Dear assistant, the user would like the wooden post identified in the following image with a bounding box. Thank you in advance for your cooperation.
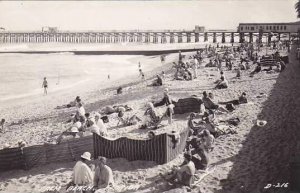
[231,32,234,43]
[222,32,225,43]
[213,33,216,43]
[178,33,183,43]
[249,32,253,43]
[195,33,199,42]
[187,33,191,43]
[170,33,174,43]
[239,32,244,43]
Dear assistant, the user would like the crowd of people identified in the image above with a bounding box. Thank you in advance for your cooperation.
[0,39,287,191]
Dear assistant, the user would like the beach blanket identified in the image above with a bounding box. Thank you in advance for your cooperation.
[173,97,203,114]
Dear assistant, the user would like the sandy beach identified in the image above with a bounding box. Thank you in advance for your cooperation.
[0,43,299,193]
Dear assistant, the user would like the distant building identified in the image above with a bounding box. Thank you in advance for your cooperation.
[194,25,205,33]
[238,22,300,33]
[42,27,58,33]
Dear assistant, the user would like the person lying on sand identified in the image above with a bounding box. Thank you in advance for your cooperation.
[55,96,82,109]
[100,105,132,115]
[219,92,248,106]
[215,76,228,89]
[117,110,142,127]
[93,156,114,190]
[160,153,195,187]
[202,91,228,113]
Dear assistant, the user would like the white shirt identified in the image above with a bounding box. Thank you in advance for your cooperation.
[96,119,107,134]
[78,106,86,117]
[73,161,93,185]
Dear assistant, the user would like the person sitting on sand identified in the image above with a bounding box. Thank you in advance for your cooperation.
[0,119,5,133]
[160,153,195,187]
[87,118,107,137]
[154,89,174,107]
[93,156,114,190]
[76,102,86,118]
[215,76,228,89]
[202,91,228,113]
[151,75,163,86]
[214,71,225,84]
[235,67,241,78]
[219,92,248,106]
[94,113,107,132]
[70,152,93,188]
[198,129,215,152]
[140,102,164,130]
[188,113,206,136]
[250,62,261,76]
[56,126,80,144]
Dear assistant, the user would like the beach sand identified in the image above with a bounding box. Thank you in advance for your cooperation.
[0,44,299,193]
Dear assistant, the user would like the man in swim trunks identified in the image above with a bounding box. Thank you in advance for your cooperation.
[42,77,48,95]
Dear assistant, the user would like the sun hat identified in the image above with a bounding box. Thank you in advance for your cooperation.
[118,107,126,112]
[81,152,91,161]
[70,127,79,133]
[257,120,267,127]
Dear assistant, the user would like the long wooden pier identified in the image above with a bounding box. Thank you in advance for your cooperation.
[0,30,295,44]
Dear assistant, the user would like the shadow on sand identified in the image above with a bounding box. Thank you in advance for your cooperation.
[216,48,300,193]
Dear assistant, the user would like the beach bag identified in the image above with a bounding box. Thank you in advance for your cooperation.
[226,103,235,112]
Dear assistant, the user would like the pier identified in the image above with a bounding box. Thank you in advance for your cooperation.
[0,30,295,44]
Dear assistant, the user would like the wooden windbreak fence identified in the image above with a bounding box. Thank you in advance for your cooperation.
[0,128,189,172]
[93,128,189,164]
[0,135,93,172]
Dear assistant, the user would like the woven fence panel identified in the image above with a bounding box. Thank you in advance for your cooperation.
[0,147,25,171]
[23,145,47,169]
[174,98,202,114]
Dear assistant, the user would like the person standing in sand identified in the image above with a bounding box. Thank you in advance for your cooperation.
[42,77,48,95]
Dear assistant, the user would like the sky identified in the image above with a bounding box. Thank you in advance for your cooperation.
[0,0,298,31]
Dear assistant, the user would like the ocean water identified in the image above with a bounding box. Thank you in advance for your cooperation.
[0,53,156,101]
